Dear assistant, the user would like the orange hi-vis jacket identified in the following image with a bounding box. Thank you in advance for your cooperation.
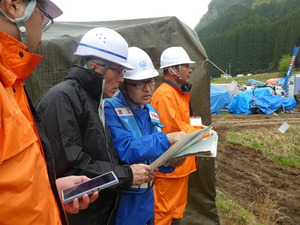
[151,82,209,178]
[0,31,62,225]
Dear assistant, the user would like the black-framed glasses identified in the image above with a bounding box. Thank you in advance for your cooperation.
[125,79,156,90]
[95,63,125,75]
[109,66,125,75]
[36,4,54,32]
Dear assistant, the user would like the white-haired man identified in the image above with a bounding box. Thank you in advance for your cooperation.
[35,29,156,225]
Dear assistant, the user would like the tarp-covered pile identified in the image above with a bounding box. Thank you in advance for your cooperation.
[210,86,234,115]
[228,88,297,114]
[211,80,240,96]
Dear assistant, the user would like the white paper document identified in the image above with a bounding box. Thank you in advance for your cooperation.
[150,125,218,168]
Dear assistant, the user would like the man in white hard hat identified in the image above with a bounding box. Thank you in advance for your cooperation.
[104,47,185,225]
[0,1,98,225]
[35,28,157,225]
[151,46,211,225]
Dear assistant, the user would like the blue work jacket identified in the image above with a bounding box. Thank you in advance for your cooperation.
[105,91,174,225]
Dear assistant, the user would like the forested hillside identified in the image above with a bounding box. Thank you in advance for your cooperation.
[195,0,300,77]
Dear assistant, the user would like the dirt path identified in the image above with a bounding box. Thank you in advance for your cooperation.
[212,113,300,224]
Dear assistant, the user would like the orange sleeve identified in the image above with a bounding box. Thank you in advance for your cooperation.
[151,83,203,134]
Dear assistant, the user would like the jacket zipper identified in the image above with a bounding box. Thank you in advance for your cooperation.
[107,191,119,225]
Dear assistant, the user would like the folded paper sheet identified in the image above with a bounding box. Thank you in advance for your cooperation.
[150,125,218,168]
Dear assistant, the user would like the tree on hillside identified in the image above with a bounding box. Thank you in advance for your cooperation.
[196,0,300,77]
[278,54,292,74]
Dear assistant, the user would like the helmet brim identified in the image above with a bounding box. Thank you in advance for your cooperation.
[74,43,134,70]
[119,62,135,70]
[44,0,63,19]
[160,60,195,69]
[124,70,159,80]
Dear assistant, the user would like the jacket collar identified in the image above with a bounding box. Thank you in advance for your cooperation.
[163,78,180,91]
[0,31,42,87]
[65,65,104,101]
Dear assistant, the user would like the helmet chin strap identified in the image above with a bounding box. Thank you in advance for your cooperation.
[97,61,111,99]
[100,61,112,78]
[169,67,183,82]
[0,0,36,47]
[169,66,192,93]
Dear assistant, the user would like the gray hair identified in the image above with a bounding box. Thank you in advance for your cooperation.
[83,57,107,70]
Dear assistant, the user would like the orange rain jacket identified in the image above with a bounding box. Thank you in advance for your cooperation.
[0,31,63,225]
[151,82,208,178]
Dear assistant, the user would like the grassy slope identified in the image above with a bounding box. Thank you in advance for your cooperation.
[212,72,299,224]
[210,72,284,85]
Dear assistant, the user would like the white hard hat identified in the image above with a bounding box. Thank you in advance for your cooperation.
[160,46,195,69]
[124,47,158,80]
[74,27,134,70]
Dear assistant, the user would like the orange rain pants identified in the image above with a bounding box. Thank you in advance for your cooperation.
[151,82,209,225]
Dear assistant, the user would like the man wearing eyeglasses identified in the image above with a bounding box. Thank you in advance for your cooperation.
[104,47,185,225]
[35,29,157,225]
[0,1,99,225]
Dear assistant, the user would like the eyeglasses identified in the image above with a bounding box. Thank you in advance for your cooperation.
[181,64,192,69]
[125,79,156,90]
[95,63,125,75]
[36,5,54,32]
[109,66,125,75]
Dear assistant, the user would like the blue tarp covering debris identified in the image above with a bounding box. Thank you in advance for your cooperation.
[228,88,297,114]
[210,86,234,115]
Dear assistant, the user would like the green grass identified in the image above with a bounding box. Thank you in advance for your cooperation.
[216,190,261,225]
[211,72,284,85]
[226,126,300,167]
[217,187,289,225]
[273,154,300,167]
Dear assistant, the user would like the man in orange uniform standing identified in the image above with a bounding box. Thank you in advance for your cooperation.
[0,1,97,224]
[151,46,209,225]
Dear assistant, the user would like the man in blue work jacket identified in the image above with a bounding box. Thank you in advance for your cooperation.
[105,47,185,225]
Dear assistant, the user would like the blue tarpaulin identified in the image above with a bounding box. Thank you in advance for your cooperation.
[277,77,285,84]
[210,86,234,115]
[228,88,297,114]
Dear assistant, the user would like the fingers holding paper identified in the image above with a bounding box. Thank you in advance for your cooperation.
[166,131,186,145]
[130,164,158,185]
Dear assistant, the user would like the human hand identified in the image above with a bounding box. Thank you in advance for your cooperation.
[130,164,157,185]
[166,131,186,145]
[56,176,99,214]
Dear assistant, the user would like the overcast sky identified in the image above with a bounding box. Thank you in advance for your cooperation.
[51,0,211,29]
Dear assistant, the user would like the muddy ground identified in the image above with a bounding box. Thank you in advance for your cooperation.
[212,113,300,224]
